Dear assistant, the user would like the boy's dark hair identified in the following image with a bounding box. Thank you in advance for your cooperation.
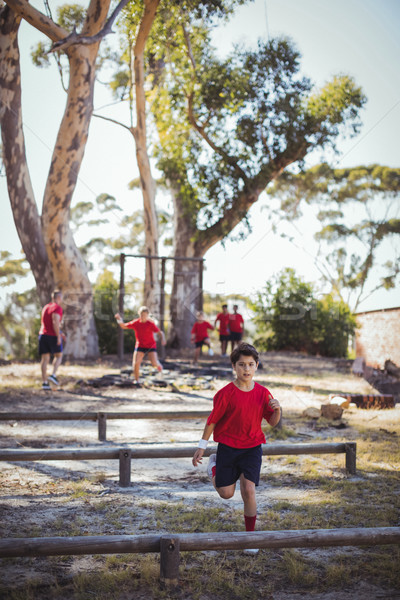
[230,342,259,365]
[52,290,62,301]
[222,304,228,308]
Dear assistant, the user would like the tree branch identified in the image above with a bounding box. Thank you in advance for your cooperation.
[49,0,131,53]
[3,0,68,42]
[92,113,135,136]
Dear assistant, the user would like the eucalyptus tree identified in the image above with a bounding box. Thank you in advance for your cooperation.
[150,29,366,347]
[0,0,128,357]
[96,0,247,319]
[267,164,400,310]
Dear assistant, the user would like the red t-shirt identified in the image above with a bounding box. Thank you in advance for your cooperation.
[39,302,63,336]
[125,318,160,349]
[191,321,213,342]
[207,382,274,448]
[229,312,244,333]
[215,312,230,335]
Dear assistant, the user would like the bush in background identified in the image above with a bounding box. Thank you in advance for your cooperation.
[93,271,135,355]
[251,268,356,357]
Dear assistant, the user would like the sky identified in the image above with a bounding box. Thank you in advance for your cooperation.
[1,0,400,313]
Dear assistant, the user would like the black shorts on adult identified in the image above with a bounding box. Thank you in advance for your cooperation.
[38,334,62,356]
[230,332,243,342]
[215,443,262,488]
[219,334,230,342]
[135,347,156,354]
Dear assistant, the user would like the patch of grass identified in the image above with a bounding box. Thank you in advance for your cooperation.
[152,502,242,533]
[264,425,297,440]
[281,549,317,586]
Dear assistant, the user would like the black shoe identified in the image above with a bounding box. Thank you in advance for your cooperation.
[48,374,59,385]
[42,382,51,390]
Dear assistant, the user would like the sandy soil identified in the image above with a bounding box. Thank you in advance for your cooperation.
[0,353,399,599]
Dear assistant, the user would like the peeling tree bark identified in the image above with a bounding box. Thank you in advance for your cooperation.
[0,4,54,304]
[167,189,203,349]
[1,0,119,358]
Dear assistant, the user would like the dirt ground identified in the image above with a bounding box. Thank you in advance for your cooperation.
[0,352,399,599]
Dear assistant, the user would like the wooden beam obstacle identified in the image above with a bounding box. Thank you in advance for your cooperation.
[0,410,211,442]
[0,442,357,486]
[0,527,398,587]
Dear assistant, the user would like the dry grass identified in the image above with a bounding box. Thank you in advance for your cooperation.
[0,355,399,599]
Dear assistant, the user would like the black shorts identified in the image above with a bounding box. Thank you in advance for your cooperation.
[195,338,209,348]
[38,334,62,356]
[230,332,243,342]
[219,334,230,342]
[215,443,262,488]
[135,347,156,354]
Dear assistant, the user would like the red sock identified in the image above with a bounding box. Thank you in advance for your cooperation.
[244,514,257,532]
[212,466,216,478]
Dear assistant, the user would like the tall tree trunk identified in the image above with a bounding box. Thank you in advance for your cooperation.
[2,0,114,358]
[41,35,107,357]
[167,190,203,349]
[132,0,161,317]
[0,5,54,304]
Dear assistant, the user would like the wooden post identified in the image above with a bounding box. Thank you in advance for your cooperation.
[160,536,180,588]
[160,258,166,334]
[119,449,131,487]
[198,259,203,312]
[345,442,357,475]
[97,413,107,442]
[118,253,125,361]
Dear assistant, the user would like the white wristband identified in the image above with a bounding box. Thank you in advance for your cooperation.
[198,439,208,449]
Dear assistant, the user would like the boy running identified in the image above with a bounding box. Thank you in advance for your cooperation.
[215,304,231,356]
[191,311,214,364]
[115,306,165,386]
[192,343,281,544]
[229,304,244,351]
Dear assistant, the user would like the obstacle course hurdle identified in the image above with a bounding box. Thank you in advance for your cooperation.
[0,527,399,586]
[0,410,211,441]
[0,442,357,486]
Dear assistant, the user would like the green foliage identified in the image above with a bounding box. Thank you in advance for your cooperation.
[267,164,400,309]
[0,251,30,286]
[312,294,356,357]
[0,288,41,360]
[93,270,134,355]
[251,268,355,357]
[110,6,365,257]
[56,3,86,32]
[70,194,172,272]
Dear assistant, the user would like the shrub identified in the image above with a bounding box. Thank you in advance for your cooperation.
[251,268,355,357]
[93,270,135,355]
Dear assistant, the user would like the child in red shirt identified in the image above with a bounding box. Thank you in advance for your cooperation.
[115,306,166,386]
[214,304,230,356]
[229,304,244,351]
[191,311,214,364]
[192,343,281,549]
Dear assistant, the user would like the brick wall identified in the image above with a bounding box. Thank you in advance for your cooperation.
[355,307,400,368]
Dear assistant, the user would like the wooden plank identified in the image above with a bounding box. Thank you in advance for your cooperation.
[0,442,351,462]
[0,534,160,557]
[0,412,98,421]
[177,527,400,551]
[0,527,398,558]
[0,410,210,421]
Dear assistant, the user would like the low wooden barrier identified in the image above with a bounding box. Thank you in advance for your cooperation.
[0,527,398,587]
[0,442,357,486]
[0,410,210,442]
